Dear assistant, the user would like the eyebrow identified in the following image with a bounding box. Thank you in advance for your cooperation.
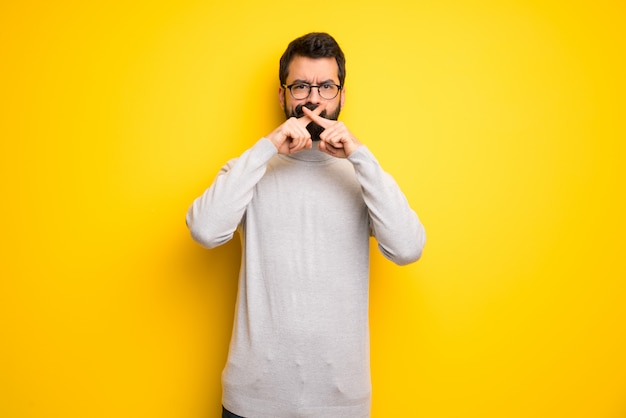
[290,78,338,85]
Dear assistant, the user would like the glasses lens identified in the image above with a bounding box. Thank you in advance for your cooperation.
[290,83,311,99]
[319,84,339,100]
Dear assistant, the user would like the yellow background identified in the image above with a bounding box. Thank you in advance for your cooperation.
[1,0,625,417]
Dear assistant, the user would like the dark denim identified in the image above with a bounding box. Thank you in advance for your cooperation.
[222,406,246,418]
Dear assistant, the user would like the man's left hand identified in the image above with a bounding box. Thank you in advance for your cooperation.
[302,106,363,158]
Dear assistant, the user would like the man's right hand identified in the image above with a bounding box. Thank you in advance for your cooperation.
[265,105,324,155]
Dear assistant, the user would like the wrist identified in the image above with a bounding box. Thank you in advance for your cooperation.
[265,131,282,151]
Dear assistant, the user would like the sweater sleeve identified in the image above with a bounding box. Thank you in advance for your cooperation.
[186,138,278,249]
[348,146,426,265]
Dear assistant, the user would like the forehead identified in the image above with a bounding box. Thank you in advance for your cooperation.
[286,56,339,83]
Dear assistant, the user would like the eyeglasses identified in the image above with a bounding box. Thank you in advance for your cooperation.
[283,82,342,100]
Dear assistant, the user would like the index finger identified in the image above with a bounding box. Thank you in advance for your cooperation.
[300,105,330,127]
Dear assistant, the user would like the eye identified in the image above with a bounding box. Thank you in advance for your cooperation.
[320,83,333,90]
[292,83,309,91]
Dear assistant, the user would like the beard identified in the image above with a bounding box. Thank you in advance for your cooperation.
[284,102,341,141]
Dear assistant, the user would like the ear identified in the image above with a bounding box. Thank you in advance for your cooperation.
[278,86,286,110]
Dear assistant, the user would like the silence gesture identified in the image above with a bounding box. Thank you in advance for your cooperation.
[302,106,363,158]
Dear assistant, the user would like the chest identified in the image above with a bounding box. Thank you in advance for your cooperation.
[260,158,361,214]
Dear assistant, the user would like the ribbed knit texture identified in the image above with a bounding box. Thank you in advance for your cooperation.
[187,138,425,417]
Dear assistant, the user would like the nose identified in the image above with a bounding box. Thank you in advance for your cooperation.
[308,87,322,104]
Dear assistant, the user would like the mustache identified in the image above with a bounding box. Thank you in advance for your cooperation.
[294,103,327,118]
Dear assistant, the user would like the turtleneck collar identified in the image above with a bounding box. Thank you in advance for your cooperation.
[282,141,335,163]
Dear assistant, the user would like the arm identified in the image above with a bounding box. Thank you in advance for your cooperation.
[187,107,323,248]
[186,138,277,248]
[348,146,426,265]
[302,106,426,265]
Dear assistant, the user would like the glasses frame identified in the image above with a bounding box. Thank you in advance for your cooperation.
[282,82,343,100]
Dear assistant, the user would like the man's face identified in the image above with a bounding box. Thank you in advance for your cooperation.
[280,56,345,141]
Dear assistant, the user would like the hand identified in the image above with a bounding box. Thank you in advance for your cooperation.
[302,106,363,158]
[266,105,324,155]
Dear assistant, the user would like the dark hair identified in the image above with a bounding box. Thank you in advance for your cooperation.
[279,32,346,87]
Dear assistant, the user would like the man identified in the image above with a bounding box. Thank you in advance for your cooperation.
[187,32,426,418]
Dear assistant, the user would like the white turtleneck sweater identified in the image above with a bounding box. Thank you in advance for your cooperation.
[187,138,425,418]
